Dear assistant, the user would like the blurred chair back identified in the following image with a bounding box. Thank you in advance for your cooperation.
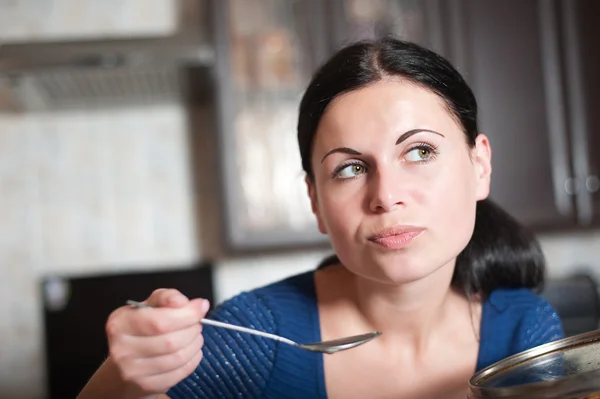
[541,273,600,336]
[41,264,214,399]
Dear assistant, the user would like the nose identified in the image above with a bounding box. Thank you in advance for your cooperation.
[368,167,406,213]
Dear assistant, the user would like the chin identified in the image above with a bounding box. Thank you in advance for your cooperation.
[351,247,457,286]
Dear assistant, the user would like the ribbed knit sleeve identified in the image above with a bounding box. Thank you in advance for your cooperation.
[477,288,565,371]
[167,292,277,399]
[513,295,565,352]
[253,272,326,399]
[167,271,326,399]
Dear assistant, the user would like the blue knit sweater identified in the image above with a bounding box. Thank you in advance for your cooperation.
[167,271,564,399]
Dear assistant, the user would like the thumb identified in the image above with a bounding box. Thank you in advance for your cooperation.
[188,298,211,320]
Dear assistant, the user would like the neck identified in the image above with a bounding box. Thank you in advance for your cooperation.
[347,261,462,350]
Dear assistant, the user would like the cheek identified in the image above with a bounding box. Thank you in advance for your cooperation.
[424,160,478,245]
[317,184,364,239]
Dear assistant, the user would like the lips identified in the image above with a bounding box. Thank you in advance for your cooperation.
[367,225,425,250]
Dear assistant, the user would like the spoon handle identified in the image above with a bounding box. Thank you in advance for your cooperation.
[125,300,298,347]
[199,318,297,346]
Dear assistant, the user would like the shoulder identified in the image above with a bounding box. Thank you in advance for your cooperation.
[201,270,318,338]
[487,288,561,326]
[168,270,321,399]
[485,288,556,318]
[486,288,564,345]
[478,288,565,370]
[253,269,318,298]
[167,290,279,398]
[203,269,319,352]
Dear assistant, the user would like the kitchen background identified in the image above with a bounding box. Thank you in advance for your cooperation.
[1,1,599,398]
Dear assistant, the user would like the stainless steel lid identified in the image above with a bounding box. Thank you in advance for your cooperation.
[468,329,600,398]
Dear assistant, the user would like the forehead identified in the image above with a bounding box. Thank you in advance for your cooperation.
[315,78,459,144]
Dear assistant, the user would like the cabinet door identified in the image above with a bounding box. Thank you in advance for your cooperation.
[561,0,600,226]
[212,0,331,250]
[447,0,576,229]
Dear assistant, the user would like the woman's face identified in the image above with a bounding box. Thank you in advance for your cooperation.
[307,79,492,284]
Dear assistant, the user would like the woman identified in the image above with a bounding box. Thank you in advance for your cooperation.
[78,38,564,399]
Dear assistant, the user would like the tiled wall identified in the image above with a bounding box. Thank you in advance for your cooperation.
[0,3,199,394]
[0,105,200,399]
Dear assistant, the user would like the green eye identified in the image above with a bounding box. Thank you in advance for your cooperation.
[337,163,366,179]
[351,165,364,174]
[405,146,435,162]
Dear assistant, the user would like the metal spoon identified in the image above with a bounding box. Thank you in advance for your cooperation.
[126,299,381,354]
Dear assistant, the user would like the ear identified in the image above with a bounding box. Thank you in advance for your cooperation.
[305,176,328,234]
[472,134,492,200]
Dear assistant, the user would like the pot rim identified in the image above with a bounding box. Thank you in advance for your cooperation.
[469,329,600,398]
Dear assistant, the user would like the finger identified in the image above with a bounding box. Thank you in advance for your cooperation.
[134,345,205,394]
[146,289,189,308]
[116,324,202,358]
[107,298,210,337]
[125,331,204,379]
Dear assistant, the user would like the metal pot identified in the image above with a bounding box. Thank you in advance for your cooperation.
[468,329,600,399]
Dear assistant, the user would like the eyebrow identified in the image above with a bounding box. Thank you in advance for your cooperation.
[320,147,362,163]
[320,128,445,163]
[396,128,445,144]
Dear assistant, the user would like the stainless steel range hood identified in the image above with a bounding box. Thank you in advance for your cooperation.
[0,3,215,112]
